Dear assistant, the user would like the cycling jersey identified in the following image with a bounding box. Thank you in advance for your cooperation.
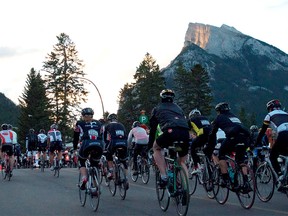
[0,130,14,156]
[189,115,211,137]
[127,126,148,146]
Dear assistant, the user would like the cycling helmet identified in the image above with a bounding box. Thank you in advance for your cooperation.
[266,99,281,111]
[132,121,140,128]
[29,128,35,133]
[250,125,258,132]
[160,89,175,100]
[7,124,13,130]
[39,129,45,133]
[189,108,201,119]
[50,124,58,130]
[215,102,230,113]
[107,113,117,121]
[1,123,8,130]
[81,107,94,116]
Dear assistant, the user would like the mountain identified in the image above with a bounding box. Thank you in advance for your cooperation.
[0,93,20,127]
[162,22,288,124]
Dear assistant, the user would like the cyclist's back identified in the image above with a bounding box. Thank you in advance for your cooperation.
[48,124,63,170]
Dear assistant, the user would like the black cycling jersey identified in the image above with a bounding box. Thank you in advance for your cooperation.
[189,115,211,137]
[103,122,127,144]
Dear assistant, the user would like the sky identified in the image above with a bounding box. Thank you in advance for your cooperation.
[1,0,288,119]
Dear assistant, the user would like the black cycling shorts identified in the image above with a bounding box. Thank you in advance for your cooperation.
[1,144,14,156]
[156,127,190,157]
[49,141,63,153]
[106,139,128,162]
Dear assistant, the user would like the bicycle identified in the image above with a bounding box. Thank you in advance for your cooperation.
[189,148,215,199]
[39,150,47,172]
[78,158,101,212]
[107,147,129,200]
[155,141,190,216]
[254,146,288,202]
[98,153,109,186]
[1,151,12,181]
[52,150,61,177]
[130,146,150,184]
[212,146,256,209]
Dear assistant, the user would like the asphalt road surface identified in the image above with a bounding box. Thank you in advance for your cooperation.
[1,167,288,216]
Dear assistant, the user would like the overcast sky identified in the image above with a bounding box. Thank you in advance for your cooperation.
[1,0,287,119]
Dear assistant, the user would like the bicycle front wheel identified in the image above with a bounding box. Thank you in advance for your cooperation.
[236,164,256,209]
[89,168,100,211]
[155,168,170,211]
[174,167,190,216]
[255,162,275,202]
[78,172,87,206]
[118,164,127,200]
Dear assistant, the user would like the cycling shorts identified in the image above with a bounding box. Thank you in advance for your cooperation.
[49,141,63,153]
[156,127,190,157]
[1,144,14,156]
[78,139,103,167]
[106,139,128,162]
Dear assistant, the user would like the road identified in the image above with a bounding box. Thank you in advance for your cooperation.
[1,167,288,216]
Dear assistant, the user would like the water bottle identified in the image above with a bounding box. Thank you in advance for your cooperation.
[228,166,234,183]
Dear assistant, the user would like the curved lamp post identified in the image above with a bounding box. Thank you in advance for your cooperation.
[74,77,105,118]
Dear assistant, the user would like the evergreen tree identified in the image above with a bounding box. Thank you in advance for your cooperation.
[239,107,249,128]
[42,33,88,142]
[18,68,51,148]
[174,63,213,116]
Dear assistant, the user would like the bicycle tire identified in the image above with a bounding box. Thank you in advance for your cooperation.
[155,168,170,211]
[78,172,87,206]
[141,159,150,184]
[130,162,138,182]
[212,165,229,204]
[118,164,127,200]
[108,161,117,196]
[89,167,100,211]
[174,167,190,216]
[203,161,214,199]
[255,162,275,202]
[41,155,45,172]
[236,164,256,209]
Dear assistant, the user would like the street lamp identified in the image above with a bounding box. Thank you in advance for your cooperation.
[74,77,105,118]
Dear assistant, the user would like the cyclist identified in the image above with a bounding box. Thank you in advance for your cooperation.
[205,102,250,187]
[103,113,129,189]
[37,129,48,168]
[0,123,15,176]
[188,108,212,174]
[73,107,103,191]
[8,124,20,167]
[26,128,38,167]
[148,89,190,188]
[127,121,149,175]
[47,124,63,171]
[256,99,288,190]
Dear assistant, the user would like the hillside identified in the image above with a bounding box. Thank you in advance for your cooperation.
[0,93,20,127]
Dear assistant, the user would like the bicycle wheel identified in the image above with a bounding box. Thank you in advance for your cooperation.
[235,164,256,209]
[102,160,109,187]
[89,168,100,211]
[78,172,87,206]
[203,162,214,199]
[141,159,150,184]
[188,171,198,196]
[108,162,117,196]
[118,164,127,200]
[255,162,275,202]
[41,155,45,172]
[174,167,190,216]
[212,165,229,204]
[155,168,170,211]
[130,161,138,182]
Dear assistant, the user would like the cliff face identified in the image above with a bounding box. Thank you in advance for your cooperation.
[162,22,288,124]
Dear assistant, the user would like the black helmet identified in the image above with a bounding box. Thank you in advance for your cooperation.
[107,113,117,121]
[266,99,281,111]
[50,124,58,130]
[81,107,94,116]
[189,108,201,119]
[132,121,140,128]
[215,102,230,113]
[39,129,45,133]
[1,124,8,130]
[7,124,13,130]
[250,125,258,132]
[29,128,35,133]
[160,89,175,102]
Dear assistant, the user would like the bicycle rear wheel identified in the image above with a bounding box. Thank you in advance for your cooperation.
[118,164,127,200]
[78,172,87,206]
[255,162,275,202]
[141,159,150,184]
[174,167,190,216]
[89,167,100,211]
[203,162,214,199]
[41,155,45,172]
[130,162,138,182]
[212,165,229,204]
[155,168,170,211]
[108,162,117,196]
[236,164,256,209]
